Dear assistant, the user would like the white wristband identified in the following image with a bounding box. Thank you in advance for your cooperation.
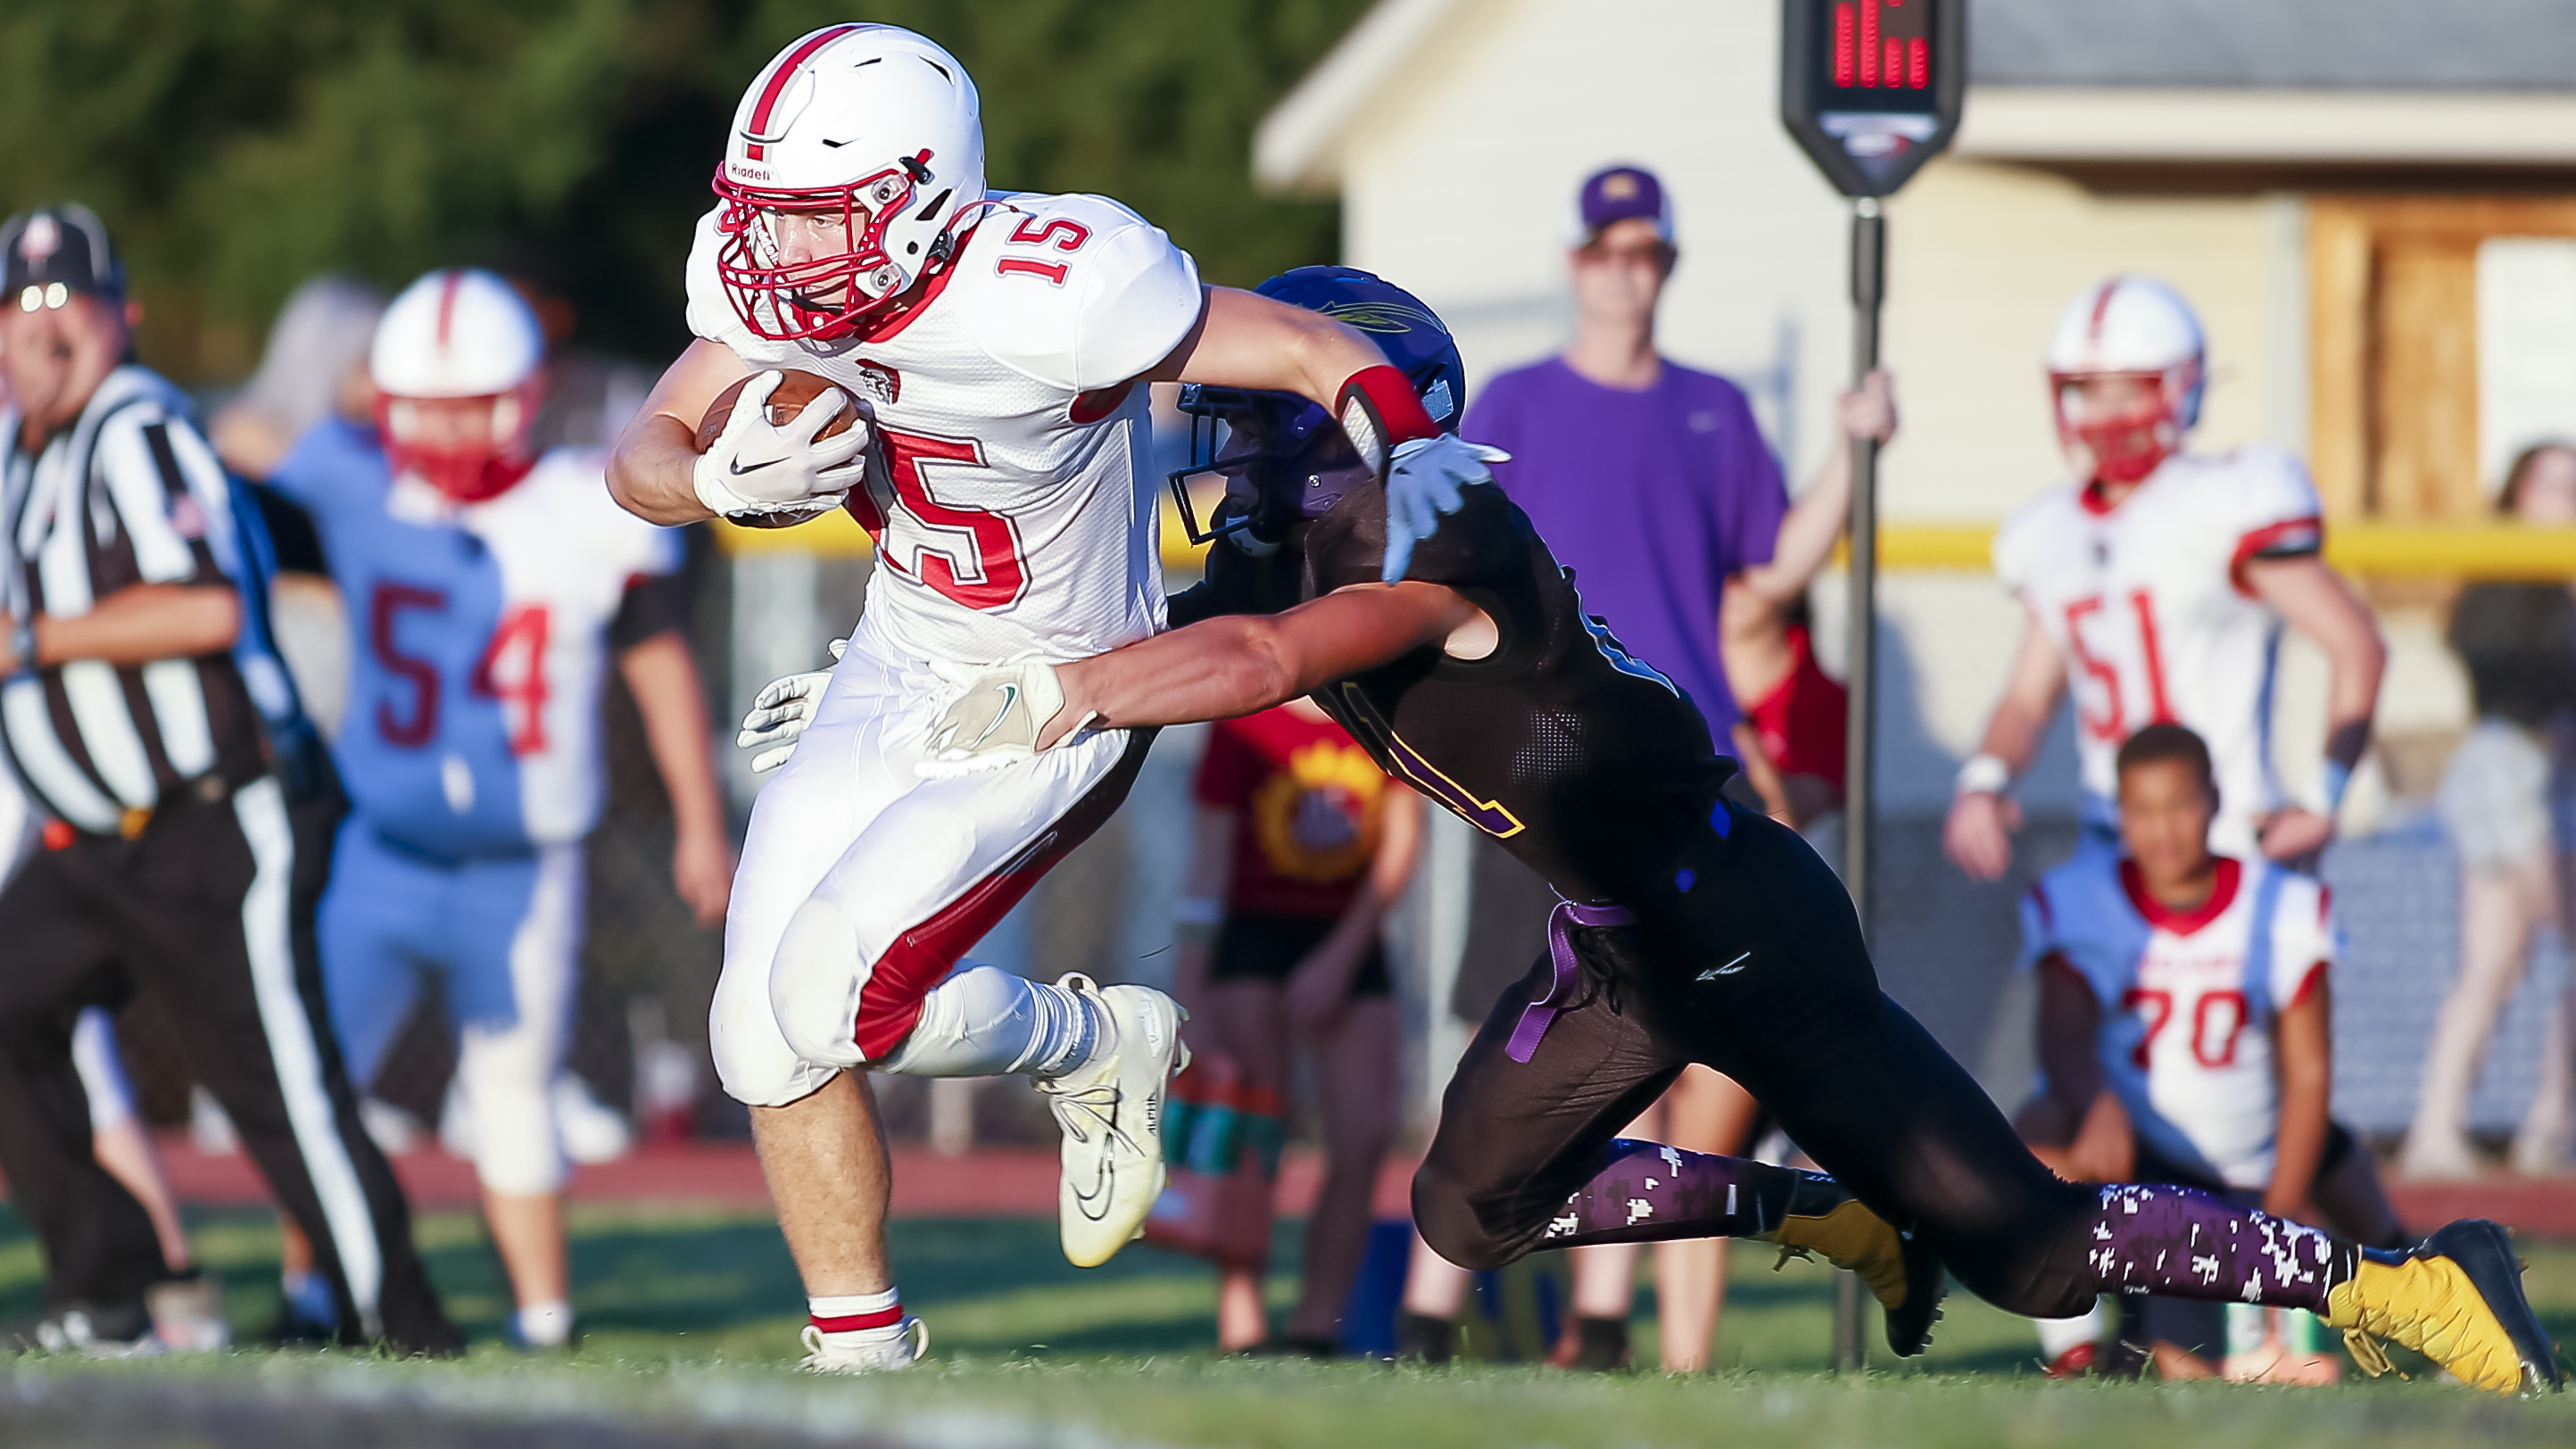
[1955,753,2011,798]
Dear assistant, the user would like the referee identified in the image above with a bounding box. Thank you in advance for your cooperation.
[0,205,459,1355]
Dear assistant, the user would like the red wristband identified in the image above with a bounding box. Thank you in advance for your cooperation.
[1336,364,1439,478]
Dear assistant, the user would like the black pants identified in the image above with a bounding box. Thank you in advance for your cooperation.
[0,773,459,1353]
[1415,801,2100,1321]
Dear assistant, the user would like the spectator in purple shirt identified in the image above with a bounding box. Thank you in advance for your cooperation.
[1470,176,1785,744]
[1398,164,1893,1375]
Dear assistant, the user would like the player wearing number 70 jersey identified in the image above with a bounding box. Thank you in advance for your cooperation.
[1946,277,2385,878]
[606,24,1505,1374]
[267,269,734,1350]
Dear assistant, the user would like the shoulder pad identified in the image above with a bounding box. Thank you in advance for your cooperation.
[965,194,1202,394]
[1991,485,2078,587]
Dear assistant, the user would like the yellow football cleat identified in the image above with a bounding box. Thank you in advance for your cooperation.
[2324,1220,2565,1395]
[1762,1175,1945,1356]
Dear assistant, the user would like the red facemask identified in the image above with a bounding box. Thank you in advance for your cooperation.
[375,383,543,503]
[2051,367,2193,487]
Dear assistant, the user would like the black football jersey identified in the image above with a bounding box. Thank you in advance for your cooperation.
[1172,483,1737,905]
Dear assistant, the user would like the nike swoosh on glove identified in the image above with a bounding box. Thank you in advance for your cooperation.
[694,371,873,518]
[1381,435,1511,583]
[737,639,846,774]
[916,661,1096,779]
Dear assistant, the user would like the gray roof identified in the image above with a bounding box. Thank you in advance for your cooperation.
[1971,0,2576,90]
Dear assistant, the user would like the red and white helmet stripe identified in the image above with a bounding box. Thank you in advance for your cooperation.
[2045,275,2207,485]
[370,269,546,502]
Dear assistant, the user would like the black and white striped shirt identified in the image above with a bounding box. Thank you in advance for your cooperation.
[1,365,278,835]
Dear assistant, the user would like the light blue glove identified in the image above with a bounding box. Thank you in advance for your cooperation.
[1381,435,1511,583]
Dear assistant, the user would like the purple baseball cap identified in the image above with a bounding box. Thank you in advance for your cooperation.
[1575,165,1673,245]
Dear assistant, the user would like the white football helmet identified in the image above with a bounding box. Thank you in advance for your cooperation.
[2044,275,2205,485]
[370,268,546,502]
[712,24,986,343]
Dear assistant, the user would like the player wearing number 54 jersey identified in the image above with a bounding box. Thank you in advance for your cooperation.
[1946,277,2385,878]
[609,24,1506,1373]
[269,269,733,1350]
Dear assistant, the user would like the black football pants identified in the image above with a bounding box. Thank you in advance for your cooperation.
[1414,799,2103,1321]
[0,773,460,1353]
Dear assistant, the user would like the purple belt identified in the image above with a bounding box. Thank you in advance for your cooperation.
[1504,898,1636,1063]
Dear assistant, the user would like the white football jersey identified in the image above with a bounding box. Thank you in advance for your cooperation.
[272,434,683,854]
[2021,853,2336,1189]
[1992,447,2323,856]
[686,189,1203,667]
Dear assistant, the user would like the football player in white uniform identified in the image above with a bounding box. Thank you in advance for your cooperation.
[606,25,1503,1373]
[1946,277,2384,876]
[2017,724,2403,1380]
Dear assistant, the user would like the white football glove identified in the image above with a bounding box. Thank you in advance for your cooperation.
[736,638,847,774]
[694,371,872,518]
[1381,434,1511,583]
[915,660,1097,779]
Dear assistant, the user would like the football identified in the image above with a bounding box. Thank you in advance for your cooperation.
[695,369,865,529]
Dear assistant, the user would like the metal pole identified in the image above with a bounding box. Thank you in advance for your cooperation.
[1831,195,1887,1376]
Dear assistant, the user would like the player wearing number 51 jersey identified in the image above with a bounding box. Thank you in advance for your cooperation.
[609,24,1508,1373]
[1947,277,2384,877]
[269,269,733,1350]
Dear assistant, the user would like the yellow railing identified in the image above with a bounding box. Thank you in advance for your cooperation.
[1830,522,2576,580]
[721,513,2576,581]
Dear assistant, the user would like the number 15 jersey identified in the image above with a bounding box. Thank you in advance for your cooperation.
[1992,446,2323,854]
[684,190,1204,667]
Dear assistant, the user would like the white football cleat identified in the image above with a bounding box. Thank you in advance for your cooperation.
[799,1316,930,1373]
[1037,973,1186,1268]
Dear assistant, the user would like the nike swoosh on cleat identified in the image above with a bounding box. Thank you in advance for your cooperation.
[1072,1157,1114,1220]
[1697,951,1752,981]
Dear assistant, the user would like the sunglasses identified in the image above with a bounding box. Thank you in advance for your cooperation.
[14,283,73,311]
[1576,240,1675,269]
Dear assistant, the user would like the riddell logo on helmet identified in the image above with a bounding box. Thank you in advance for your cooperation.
[732,165,774,182]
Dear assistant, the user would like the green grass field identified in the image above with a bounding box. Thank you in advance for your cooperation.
[2,1204,2572,1447]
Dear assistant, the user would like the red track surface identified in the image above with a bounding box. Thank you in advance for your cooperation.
[104,1136,1416,1220]
[21,1138,2574,1238]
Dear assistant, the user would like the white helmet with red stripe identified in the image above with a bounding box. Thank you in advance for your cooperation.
[712,24,985,343]
[2045,275,2205,484]
[370,268,546,502]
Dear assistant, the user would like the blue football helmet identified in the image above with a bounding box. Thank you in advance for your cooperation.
[1169,265,1467,548]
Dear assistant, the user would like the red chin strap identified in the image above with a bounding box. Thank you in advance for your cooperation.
[2082,424,2171,485]
[394,447,538,503]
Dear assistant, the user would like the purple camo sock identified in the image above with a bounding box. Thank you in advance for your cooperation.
[1537,1138,1798,1248]
[2085,1183,2357,1312]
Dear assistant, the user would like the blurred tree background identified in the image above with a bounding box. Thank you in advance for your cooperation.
[0,0,1369,383]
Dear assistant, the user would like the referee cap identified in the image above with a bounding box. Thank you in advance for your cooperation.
[3,204,127,310]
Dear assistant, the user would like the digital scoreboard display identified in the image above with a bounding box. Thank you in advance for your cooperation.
[1780,0,1963,198]
[1823,0,1934,104]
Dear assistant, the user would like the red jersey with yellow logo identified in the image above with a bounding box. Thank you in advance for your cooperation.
[1192,706,1391,918]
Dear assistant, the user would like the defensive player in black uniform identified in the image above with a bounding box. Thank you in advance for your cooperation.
[766,269,2559,1394]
